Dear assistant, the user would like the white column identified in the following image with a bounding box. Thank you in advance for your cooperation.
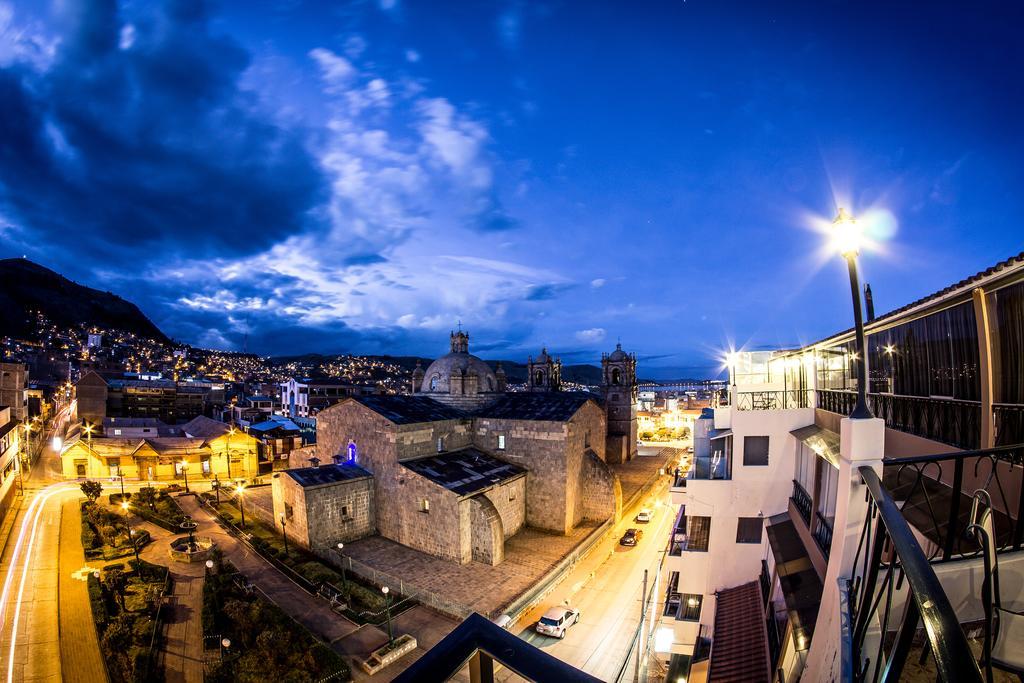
[803,416,885,681]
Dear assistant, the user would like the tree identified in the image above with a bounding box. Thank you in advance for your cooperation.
[104,568,127,610]
[134,486,158,512]
[80,480,103,503]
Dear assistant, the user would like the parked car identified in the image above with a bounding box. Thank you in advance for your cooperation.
[619,528,643,546]
[635,509,653,523]
[535,606,581,639]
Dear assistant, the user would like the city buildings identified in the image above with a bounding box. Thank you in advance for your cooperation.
[271,331,634,566]
[278,376,379,418]
[0,405,22,521]
[74,371,226,425]
[654,251,1024,682]
[60,414,260,482]
[0,361,28,421]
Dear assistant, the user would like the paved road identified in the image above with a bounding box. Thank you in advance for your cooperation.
[513,481,674,682]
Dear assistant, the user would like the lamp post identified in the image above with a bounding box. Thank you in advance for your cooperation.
[280,513,288,557]
[235,482,246,529]
[111,472,125,500]
[335,542,348,593]
[381,586,394,645]
[832,208,873,420]
[181,460,190,493]
[121,501,140,564]
[225,426,236,480]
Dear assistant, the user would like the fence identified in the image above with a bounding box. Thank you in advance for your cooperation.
[336,554,475,621]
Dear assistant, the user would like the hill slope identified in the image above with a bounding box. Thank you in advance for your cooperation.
[0,258,169,342]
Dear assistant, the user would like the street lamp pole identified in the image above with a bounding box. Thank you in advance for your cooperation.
[235,482,246,529]
[181,461,190,493]
[832,208,873,420]
[225,426,236,480]
[336,542,348,593]
[382,586,394,645]
[280,513,288,557]
[121,501,140,564]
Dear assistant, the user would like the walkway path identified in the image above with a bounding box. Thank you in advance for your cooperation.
[57,497,108,683]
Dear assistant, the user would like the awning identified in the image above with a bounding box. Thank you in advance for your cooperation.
[708,428,732,441]
[766,514,823,651]
[790,424,840,468]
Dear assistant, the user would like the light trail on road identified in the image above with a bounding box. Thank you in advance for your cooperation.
[1,483,76,683]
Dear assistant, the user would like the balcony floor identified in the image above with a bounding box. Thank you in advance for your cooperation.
[901,635,1017,682]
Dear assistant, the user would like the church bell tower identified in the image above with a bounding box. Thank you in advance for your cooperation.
[526,348,561,392]
[602,342,638,463]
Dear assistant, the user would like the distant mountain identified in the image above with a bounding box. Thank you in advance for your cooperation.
[0,258,169,343]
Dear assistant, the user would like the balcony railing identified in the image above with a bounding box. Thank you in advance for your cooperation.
[791,479,812,526]
[849,467,983,683]
[812,512,833,559]
[734,390,814,411]
[994,403,1024,447]
[688,453,731,481]
[882,444,1024,562]
[816,390,982,450]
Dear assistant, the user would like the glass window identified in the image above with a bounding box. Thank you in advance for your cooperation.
[795,443,815,492]
[990,280,1024,404]
[736,517,763,544]
[679,594,702,621]
[497,434,506,450]
[743,436,769,466]
[686,516,711,551]
[817,462,838,527]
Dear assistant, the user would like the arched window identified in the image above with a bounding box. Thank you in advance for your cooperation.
[612,368,622,385]
[535,371,544,385]
[429,374,439,391]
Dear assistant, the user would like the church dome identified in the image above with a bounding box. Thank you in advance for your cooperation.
[607,342,629,361]
[421,331,499,394]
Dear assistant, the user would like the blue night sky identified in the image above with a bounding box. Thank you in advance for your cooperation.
[1,0,1021,377]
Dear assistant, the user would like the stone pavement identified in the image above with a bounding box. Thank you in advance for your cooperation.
[609,447,680,505]
[160,575,205,683]
[58,496,108,683]
[340,521,602,618]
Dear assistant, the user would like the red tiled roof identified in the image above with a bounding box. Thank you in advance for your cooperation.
[708,581,770,683]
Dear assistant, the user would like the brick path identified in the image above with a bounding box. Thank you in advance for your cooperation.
[58,496,109,683]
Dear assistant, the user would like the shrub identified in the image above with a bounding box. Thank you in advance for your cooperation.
[87,574,109,627]
[80,480,103,502]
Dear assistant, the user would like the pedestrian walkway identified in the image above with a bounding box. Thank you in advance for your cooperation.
[58,497,109,683]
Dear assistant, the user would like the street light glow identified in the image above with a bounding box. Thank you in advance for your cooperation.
[831,207,861,258]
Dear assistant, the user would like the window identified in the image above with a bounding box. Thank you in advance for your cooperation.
[817,463,838,528]
[420,498,430,513]
[341,505,349,518]
[497,434,506,450]
[584,431,591,448]
[736,517,763,544]
[612,368,622,385]
[678,594,703,621]
[508,488,516,502]
[113,429,122,436]
[743,436,769,466]
[436,437,443,453]
[686,515,711,552]
[795,443,814,492]
[429,375,439,391]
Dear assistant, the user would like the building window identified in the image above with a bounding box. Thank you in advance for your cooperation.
[508,487,516,502]
[685,515,711,552]
[584,431,591,448]
[679,594,703,621]
[341,505,349,518]
[430,374,439,391]
[612,368,622,385]
[113,429,122,436]
[497,434,506,450]
[436,437,443,453]
[743,436,769,466]
[736,517,763,544]
[420,498,430,513]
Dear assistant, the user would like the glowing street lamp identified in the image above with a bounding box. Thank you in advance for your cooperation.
[224,425,236,479]
[831,208,873,420]
[180,460,190,493]
[235,482,246,529]
[381,586,394,645]
[335,542,348,592]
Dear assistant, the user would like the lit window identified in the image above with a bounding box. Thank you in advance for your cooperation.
[421,498,430,513]
[497,435,506,450]
[437,437,443,452]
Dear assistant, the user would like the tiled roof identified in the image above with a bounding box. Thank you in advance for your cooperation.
[708,581,770,683]
[180,416,231,439]
[349,395,468,424]
[401,448,526,496]
[474,392,597,421]
[284,462,373,487]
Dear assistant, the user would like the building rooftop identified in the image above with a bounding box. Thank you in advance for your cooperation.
[349,395,468,424]
[284,462,373,487]
[180,415,232,440]
[401,447,526,496]
[708,581,771,683]
[103,417,167,428]
[474,392,597,421]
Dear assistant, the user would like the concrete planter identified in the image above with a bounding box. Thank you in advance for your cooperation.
[358,634,417,675]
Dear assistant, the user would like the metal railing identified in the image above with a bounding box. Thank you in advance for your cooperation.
[848,467,983,683]
[734,390,814,411]
[994,403,1024,447]
[813,512,834,559]
[817,390,983,450]
[791,479,812,526]
[882,444,1024,562]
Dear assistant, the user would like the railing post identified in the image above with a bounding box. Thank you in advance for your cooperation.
[803,416,886,682]
[879,593,920,683]
[942,458,964,561]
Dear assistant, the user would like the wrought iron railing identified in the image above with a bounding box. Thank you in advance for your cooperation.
[849,467,983,683]
[817,389,857,416]
[994,403,1024,447]
[813,512,834,559]
[734,390,814,411]
[882,445,1024,562]
[791,479,812,526]
[870,393,981,450]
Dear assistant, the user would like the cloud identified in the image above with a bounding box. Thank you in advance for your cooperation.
[524,283,574,301]
[310,47,356,90]
[590,278,606,288]
[405,49,420,63]
[575,328,607,343]
[497,3,522,49]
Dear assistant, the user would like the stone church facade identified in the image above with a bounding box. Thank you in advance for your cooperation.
[273,331,635,567]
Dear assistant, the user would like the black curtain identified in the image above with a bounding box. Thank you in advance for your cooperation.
[947,301,980,401]
[994,280,1024,404]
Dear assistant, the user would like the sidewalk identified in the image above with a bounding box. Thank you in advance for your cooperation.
[58,497,109,683]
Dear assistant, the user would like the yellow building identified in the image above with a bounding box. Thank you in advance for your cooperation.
[62,416,259,483]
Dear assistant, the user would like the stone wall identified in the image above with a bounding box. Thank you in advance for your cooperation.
[395,420,473,460]
[580,450,621,523]
[468,495,503,565]
[272,472,376,555]
[566,402,609,528]
[272,474,309,549]
[482,475,526,539]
